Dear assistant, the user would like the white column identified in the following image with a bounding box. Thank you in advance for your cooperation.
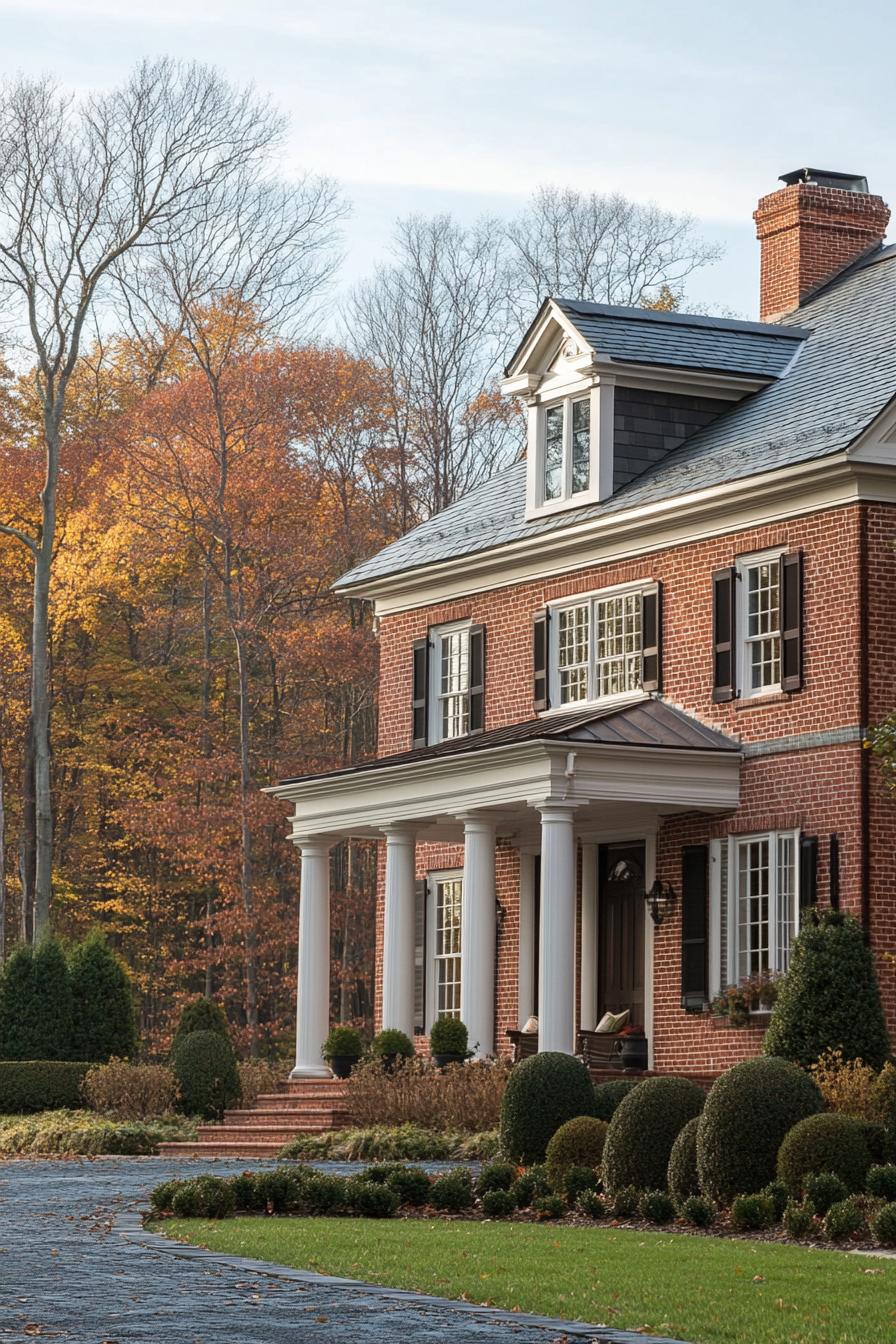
[580,842,598,1031]
[517,851,537,1026]
[460,814,496,1057]
[292,837,334,1079]
[381,825,416,1037]
[537,804,578,1054]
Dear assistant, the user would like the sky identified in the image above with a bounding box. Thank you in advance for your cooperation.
[1,0,894,320]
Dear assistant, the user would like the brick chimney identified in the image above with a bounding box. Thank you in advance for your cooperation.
[754,168,890,321]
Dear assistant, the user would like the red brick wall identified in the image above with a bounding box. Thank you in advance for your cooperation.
[754,182,890,320]
[371,500,896,1066]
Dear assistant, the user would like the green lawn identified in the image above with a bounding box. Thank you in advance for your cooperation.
[153,1217,896,1344]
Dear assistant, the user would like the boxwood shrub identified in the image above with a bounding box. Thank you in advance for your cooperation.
[499,1052,595,1164]
[348,1180,399,1218]
[603,1077,705,1194]
[681,1194,715,1227]
[777,1112,872,1195]
[170,1175,235,1219]
[638,1189,676,1223]
[730,1192,775,1231]
[384,1166,431,1207]
[783,1199,814,1239]
[0,1060,91,1113]
[481,1188,516,1218]
[872,1201,896,1247]
[592,1079,638,1122]
[696,1057,823,1202]
[667,1115,701,1203]
[823,1196,865,1242]
[563,1164,600,1205]
[171,1029,240,1120]
[430,1168,474,1211]
[804,1171,849,1216]
[474,1160,518,1198]
[511,1165,551,1208]
[867,1164,896,1202]
[545,1115,607,1184]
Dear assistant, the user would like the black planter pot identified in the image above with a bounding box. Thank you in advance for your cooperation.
[328,1054,357,1079]
[620,1032,648,1072]
[433,1051,465,1068]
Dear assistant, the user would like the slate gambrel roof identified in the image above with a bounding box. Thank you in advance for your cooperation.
[337,244,896,592]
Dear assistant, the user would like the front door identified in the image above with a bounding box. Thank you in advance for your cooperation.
[598,842,646,1027]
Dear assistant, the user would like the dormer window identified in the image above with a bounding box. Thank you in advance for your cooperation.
[543,397,591,501]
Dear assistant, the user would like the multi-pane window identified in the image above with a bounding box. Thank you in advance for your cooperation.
[740,555,782,694]
[434,626,469,740]
[541,397,590,504]
[553,587,651,705]
[433,876,463,1018]
[731,831,798,982]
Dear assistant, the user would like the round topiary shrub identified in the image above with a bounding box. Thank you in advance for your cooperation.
[349,1181,399,1218]
[371,1029,414,1064]
[430,1169,474,1211]
[824,1196,865,1242]
[603,1076,705,1194]
[730,1192,776,1231]
[593,1078,638,1122]
[303,1173,349,1214]
[784,1199,814,1239]
[475,1161,518,1198]
[804,1171,849,1216]
[511,1166,551,1209]
[667,1116,701,1203]
[697,1057,823,1202]
[429,1017,469,1059]
[545,1115,607,1185]
[171,997,229,1050]
[532,1193,566,1220]
[761,1179,789,1221]
[171,1175,235,1219]
[385,1167,431,1207]
[872,1201,896,1247]
[577,1189,608,1219]
[563,1165,600,1205]
[481,1188,516,1218]
[171,1029,240,1120]
[149,1179,183,1214]
[639,1189,676,1224]
[610,1185,641,1218]
[763,910,890,1070]
[777,1112,872,1195]
[867,1164,896,1202]
[499,1052,595,1164]
[681,1195,715,1228]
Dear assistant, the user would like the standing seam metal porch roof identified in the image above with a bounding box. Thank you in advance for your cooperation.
[276,698,740,786]
[337,244,896,592]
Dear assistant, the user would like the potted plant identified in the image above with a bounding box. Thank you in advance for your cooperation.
[618,1023,648,1071]
[371,1028,415,1072]
[322,1024,364,1078]
[429,1016,469,1066]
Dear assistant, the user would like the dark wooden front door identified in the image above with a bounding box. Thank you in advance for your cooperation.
[598,842,646,1027]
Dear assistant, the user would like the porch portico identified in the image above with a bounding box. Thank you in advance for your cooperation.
[269,699,740,1077]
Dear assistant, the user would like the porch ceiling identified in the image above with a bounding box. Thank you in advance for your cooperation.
[267,698,742,843]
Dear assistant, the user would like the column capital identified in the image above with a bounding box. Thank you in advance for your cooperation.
[457,811,497,833]
[294,833,337,854]
[534,801,583,822]
[381,822,417,844]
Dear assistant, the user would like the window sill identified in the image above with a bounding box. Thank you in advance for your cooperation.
[538,690,648,719]
[734,691,790,711]
[707,1011,772,1030]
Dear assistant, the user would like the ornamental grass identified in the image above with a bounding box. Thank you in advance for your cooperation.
[344,1056,510,1133]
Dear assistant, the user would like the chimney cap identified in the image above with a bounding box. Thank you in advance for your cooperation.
[778,167,869,193]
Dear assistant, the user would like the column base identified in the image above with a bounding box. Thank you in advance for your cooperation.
[289,1063,332,1079]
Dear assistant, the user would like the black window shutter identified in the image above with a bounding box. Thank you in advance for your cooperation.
[641,585,662,693]
[413,878,427,1034]
[828,833,839,911]
[681,844,709,1012]
[781,551,803,693]
[799,834,818,922]
[468,625,485,734]
[533,609,550,712]
[712,568,737,702]
[412,637,429,748]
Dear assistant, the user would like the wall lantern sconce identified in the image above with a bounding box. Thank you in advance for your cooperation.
[645,879,676,926]
[495,898,507,928]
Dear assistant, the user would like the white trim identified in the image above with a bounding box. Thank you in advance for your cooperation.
[708,837,722,998]
[426,868,464,1028]
[723,829,800,984]
[526,381,613,519]
[346,455,896,618]
[517,852,537,1026]
[643,833,656,1071]
[735,548,785,700]
[579,843,598,1032]
[548,579,657,709]
[427,619,472,744]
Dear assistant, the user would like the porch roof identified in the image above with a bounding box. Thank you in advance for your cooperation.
[277,698,739,787]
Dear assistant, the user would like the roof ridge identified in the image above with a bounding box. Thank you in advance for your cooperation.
[555,297,809,339]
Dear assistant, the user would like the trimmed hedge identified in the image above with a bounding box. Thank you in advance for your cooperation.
[545,1115,607,1184]
[603,1076,705,1194]
[171,1030,239,1120]
[592,1079,638,1122]
[667,1115,701,1203]
[763,910,890,1070]
[171,997,229,1050]
[697,1057,823,1202]
[68,932,137,1062]
[777,1112,872,1195]
[0,1060,91,1112]
[499,1052,595,1164]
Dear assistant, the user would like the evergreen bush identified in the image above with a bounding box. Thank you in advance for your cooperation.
[783,1199,814,1239]
[592,1078,638,1121]
[499,1052,595,1164]
[385,1166,431,1207]
[777,1112,872,1195]
[730,1193,776,1231]
[563,1165,600,1205]
[323,1025,363,1059]
[804,1171,849,1216]
[430,1168,474,1211]
[0,1060,90,1112]
[638,1189,676,1223]
[610,1185,641,1218]
[761,1179,790,1221]
[667,1116,701,1203]
[68,932,137,1062]
[371,1029,414,1062]
[681,1195,715,1227]
[577,1189,608,1218]
[532,1193,566,1219]
[170,1175,235,1219]
[511,1165,551,1208]
[763,911,890,1069]
[603,1076,705,1193]
[474,1160,518,1197]
[302,1173,350,1214]
[0,940,72,1060]
[824,1196,865,1242]
[171,1029,239,1120]
[429,1018,468,1056]
[171,997,229,1050]
[545,1115,607,1184]
[481,1188,516,1218]
[872,1202,896,1247]
[696,1057,823,1201]
[867,1164,896,1201]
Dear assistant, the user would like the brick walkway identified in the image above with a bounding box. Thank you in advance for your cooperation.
[0,1157,688,1343]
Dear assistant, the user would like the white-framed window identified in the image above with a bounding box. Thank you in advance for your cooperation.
[429,621,470,743]
[737,550,783,697]
[550,583,653,707]
[540,395,591,504]
[427,871,463,1022]
[710,830,799,992]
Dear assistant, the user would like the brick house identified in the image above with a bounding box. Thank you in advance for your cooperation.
[271,169,896,1080]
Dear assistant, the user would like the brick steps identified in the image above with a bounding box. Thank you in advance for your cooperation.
[158,1076,350,1158]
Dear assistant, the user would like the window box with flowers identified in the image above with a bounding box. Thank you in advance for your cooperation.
[708,971,782,1028]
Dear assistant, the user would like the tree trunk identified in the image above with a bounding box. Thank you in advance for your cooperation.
[20,714,35,944]
[32,418,59,940]
[0,753,6,962]
[231,620,259,1055]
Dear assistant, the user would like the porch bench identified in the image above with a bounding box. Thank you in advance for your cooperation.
[577,1029,627,1070]
[506,1029,539,1063]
